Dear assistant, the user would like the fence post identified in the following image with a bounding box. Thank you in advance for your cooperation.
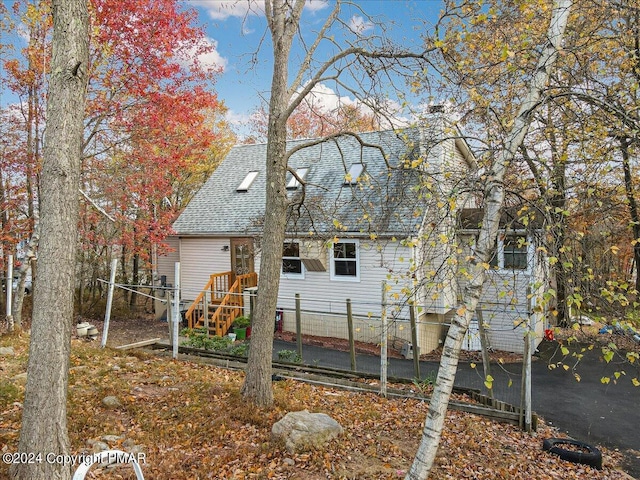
[346,299,356,372]
[477,309,493,400]
[295,293,302,359]
[521,328,532,432]
[410,303,420,380]
[167,291,174,344]
[101,258,118,348]
[172,262,180,359]
[380,281,388,398]
[6,254,13,331]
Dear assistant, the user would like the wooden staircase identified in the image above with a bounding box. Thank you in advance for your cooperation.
[185,271,258,337]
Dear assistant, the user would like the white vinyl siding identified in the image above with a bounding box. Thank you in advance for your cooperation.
[457,233,542,354]
[275,240,413,319]
[179,237,232,301]
[156,236,180,287]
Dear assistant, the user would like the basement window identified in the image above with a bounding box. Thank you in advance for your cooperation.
[344,163,365,185]
[237,171,259,192]
[286,167,309,190]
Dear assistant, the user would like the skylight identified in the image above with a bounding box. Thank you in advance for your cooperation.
[286,167,309,190]
[344,163,365,185]
[237,171,259,192]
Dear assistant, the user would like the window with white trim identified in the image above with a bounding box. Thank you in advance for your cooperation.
[282,242,304,278]
[330,240,360,281]
[490,234,529,270]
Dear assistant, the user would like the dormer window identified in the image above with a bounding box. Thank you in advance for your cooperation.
[286,167,309,190]
[344,163,364,185]
[237,171,259,192]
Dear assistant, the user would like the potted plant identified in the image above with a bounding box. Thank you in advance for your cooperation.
[232,316,251,340]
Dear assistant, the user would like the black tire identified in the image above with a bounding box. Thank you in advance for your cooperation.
[542,437,602,470]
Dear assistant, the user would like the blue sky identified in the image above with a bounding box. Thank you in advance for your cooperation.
[1,0,444,134]
[180,0,444,132]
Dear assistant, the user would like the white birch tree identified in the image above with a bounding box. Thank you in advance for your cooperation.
[406,1,573,477]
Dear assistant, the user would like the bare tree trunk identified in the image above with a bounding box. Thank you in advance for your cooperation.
[241,0,305,407]
[10,0,88,479]
[405,2,572,478]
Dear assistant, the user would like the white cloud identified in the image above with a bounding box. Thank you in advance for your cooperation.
[302,83,415,129]
[178,37,228,72]
[194,0,328,21]
[301,83,356,112]
[226,108,251,126]
[348,15,374,35]
[304,0,330,14]
[193,0,264,21]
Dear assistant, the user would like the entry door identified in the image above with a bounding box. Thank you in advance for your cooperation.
[230,238,254,277]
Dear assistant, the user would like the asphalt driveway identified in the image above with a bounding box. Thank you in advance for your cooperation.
[274,338,640,478]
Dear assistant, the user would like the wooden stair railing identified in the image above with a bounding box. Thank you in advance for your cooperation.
[185,272,258,337]
[209,272,258,336]
[185,271,233,329]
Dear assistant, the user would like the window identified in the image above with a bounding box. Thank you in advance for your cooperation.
[503,235,528,269]
[237,171,259,192]
[490,234,529,270]
[286,167,309,190]
[282,242,303,278]
[330,240,360,281]
[344,163,365,185]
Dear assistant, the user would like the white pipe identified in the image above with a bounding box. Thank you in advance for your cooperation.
[172,262,180,359]
[101,258,118,348]
[6,254,13,319]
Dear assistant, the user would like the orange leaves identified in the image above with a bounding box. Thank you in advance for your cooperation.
[0,336,629,480]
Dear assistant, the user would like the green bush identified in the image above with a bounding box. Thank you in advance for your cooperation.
[232,316,251,329]
[277,349,302,364]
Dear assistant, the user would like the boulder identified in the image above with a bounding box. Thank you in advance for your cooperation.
[272,410,343,453]
[0,346,15,356]
[102,396,122,408]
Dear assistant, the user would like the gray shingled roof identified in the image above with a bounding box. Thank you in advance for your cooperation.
[173,126,463,238]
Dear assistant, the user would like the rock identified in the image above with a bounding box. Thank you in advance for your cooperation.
[12,373,27,384]
[128,444,144,455]
[283,458,295,466]
[271,410,343,453]
[101,435,123,443]
[123,438,137,449]
[91,441,109,454]
[0,346,15,356]
[102,396,122,408]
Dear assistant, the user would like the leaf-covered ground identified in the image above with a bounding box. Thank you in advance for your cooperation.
[0,334,631,479]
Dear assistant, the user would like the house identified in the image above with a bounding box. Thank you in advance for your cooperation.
[158,116,547,355]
